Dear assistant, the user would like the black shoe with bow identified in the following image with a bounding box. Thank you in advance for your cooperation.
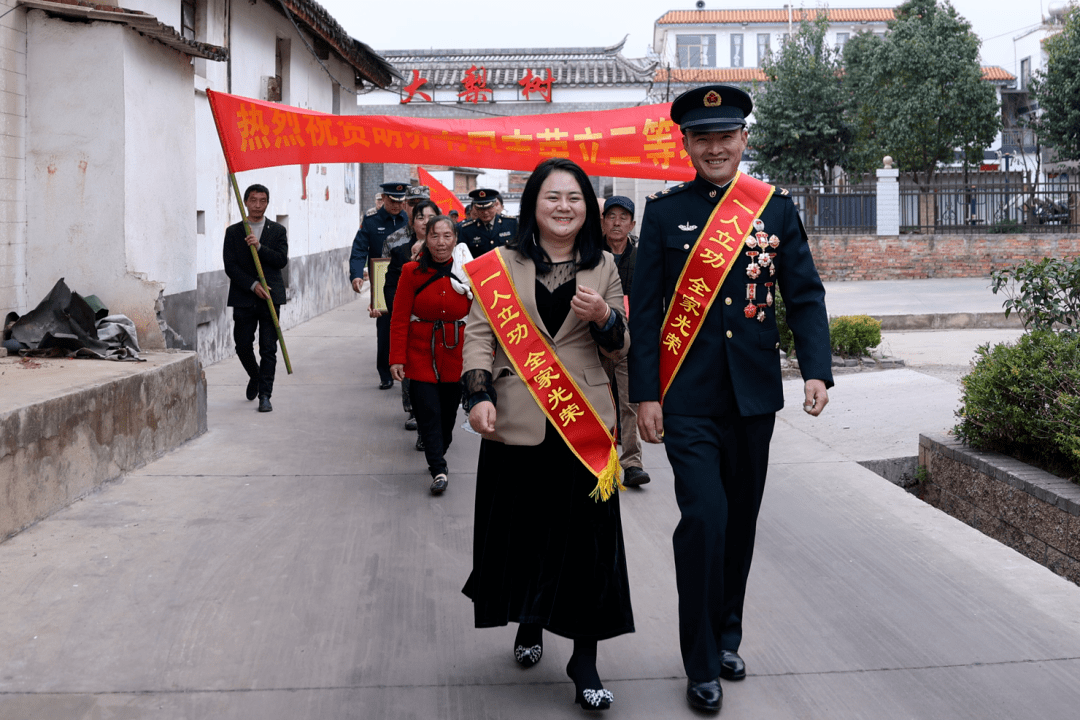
[567,652,612,711]
[513,623,543,668]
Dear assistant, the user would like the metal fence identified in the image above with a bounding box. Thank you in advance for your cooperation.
[782,175,1080,234]
[899,175,1079,233]
[785,183,877,235]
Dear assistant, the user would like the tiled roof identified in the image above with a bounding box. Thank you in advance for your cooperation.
[17,0,229,60]
[277,0,396,87]
[656,8,896,25]
[377,39,658,90]
[17,0,397,87]
[981,66,1016,82]
[654,68,768,83]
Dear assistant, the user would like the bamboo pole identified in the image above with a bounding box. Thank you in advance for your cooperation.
[228,173,293,374]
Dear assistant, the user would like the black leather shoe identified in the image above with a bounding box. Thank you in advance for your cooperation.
[719,650,746,680]
[379,379,394,390]
[415,436,425,451]
[257,395,273,413]
[430,473,448,494]
[622,467,651,487]
[686,678,722,712]
[404,415,418,431]
[245,377,259,401]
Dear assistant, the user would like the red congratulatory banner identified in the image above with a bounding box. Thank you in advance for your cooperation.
[206,90,696,182]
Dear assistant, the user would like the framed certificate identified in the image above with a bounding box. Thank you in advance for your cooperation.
[368,257,391,314]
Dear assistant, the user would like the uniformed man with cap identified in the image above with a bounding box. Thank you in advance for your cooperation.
[404,184,431,214]
[628,85,833,713]
[457,188,517,258]
[350,181,410,389]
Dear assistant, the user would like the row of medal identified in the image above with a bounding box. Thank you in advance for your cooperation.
[745,220,779,322]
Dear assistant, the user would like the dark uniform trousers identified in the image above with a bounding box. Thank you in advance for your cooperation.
[376,314,392,383]
[628,175,833,684]
[664,410,775,681]
[233,302,280,398]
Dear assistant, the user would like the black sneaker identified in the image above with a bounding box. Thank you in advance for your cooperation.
[430,473,448,494]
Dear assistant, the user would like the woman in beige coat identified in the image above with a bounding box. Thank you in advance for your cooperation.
[460,158,633,713]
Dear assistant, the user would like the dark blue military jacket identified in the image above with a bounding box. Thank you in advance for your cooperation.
[349,206,408,281]
[628,175,833,417]
[458,214,518,258]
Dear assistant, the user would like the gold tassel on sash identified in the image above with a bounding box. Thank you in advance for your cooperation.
[589,445,625,502]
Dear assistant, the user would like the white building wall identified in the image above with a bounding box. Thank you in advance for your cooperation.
[25,13,190,347]
[0,0,28,316]
[192,0,369,364]
[124,30,197,299]
[654,23,884,69]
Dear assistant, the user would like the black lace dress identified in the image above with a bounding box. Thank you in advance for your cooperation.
[461,262,635,641]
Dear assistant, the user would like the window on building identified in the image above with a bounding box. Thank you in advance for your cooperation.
[677,34,716,68]
[1020,57,1031,90]
[181,0,196,40]
[757,33,770,65]
[731,34,744,68]
[273,37,290,105]
[836,32,849,50]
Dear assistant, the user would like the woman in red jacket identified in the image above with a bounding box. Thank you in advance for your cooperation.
[389,216,472,494]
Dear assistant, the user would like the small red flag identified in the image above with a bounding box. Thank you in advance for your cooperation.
[418,167,467,218]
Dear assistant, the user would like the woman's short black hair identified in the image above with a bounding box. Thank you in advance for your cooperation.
[511,158,604,274]
[417,215,457,272]
[411,199,441,223]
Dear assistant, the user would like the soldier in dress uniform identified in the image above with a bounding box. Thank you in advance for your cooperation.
[628,85,834,713]
[350,181,410,389]
[457,188,517,257]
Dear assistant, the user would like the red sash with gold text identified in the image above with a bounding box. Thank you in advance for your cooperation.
[465,249,622,501]
[659,171,774,401]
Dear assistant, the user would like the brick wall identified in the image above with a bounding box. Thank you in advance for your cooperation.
[919,433,1080,586]
[810,233,1080,281]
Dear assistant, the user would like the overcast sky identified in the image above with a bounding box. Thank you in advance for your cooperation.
[317,0,1053,79]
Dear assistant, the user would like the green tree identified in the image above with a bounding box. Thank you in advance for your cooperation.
[749,14,851,189]
[1031,7,1080,161]
[843,0,999,193]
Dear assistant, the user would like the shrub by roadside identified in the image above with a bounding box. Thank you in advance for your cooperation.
[953,330,1080,482]
[829,314,882,357]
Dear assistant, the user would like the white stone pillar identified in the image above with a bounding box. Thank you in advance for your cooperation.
[876,156,900,236]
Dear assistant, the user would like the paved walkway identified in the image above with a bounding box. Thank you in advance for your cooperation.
[1,283,1078,720]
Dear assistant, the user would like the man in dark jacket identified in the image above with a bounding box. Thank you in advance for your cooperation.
[223,183,288,413]
[629,85,833,713]
[601,195,649,487]
[350,182,409,389]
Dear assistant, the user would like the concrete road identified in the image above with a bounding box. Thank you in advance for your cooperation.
[2,297,1078,720]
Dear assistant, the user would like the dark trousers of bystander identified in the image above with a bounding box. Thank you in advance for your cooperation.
[234,303,280,398]
[376,314,392,383]
[409,380,461,477]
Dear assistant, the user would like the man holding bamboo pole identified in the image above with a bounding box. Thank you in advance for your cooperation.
[224,183,289,413]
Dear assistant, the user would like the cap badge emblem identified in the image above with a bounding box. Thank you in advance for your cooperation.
[479,191,486,197]
[704,91,722,107]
